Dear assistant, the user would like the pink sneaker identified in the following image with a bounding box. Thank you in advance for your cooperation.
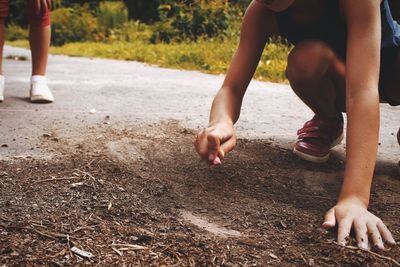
[293,116,344,163]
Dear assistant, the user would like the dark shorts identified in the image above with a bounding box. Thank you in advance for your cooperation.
[379,47,400,106]
[0,0,51,27]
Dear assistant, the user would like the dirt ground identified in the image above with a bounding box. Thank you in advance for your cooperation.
[0,120,399,266]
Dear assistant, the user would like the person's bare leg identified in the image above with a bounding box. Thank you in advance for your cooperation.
[286,40,346,118]
[286,40,346,162]
[0,23,5,74]
[28,24,54,102]
[29,25,50,75]
[0,23,5,101]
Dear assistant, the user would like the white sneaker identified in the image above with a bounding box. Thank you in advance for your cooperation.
[0,75,4,102]
[30,75,54,103]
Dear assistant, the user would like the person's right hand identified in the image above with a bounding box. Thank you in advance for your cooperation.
[194,122,237,165]
[34,0,52,15]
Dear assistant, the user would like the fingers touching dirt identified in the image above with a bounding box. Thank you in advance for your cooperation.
[323,204,396,250]
[194,123,236,165]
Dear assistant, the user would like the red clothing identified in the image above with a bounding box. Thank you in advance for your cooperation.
[0,0,50,26]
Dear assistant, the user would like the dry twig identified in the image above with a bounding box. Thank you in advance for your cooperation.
[110,243,149,250]
[332,241,400,266]
[34,177,81,184]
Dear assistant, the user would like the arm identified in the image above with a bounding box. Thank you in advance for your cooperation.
[195,0,279,162]
[323,0,396,249]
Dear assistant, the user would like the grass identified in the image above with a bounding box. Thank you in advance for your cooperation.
[7,38,291,83]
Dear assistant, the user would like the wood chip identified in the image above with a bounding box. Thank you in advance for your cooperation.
[71,182,84,187]
[269,253,278,259]
[111,247,123,256]
[71,246,94,259]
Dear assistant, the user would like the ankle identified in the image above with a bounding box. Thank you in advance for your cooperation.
[31,75,47,83]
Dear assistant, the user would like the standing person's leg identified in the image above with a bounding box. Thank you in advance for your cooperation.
[0,23,5,102]
[0,0,8,102]
[0,21,5,74]
[27,0,54,103]
[29,24,50,76]
[285,40,346,162]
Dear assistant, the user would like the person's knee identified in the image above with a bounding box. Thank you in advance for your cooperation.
[286,40,335,84]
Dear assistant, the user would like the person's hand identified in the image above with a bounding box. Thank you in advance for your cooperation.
[34,0,52,15]
[194,122,236,165]
[323,197,396,250]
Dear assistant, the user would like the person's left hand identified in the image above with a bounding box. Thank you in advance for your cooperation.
[34,0,52,15]
[323,197,396,250]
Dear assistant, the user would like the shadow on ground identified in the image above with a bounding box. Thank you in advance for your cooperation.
[1,120,399,266]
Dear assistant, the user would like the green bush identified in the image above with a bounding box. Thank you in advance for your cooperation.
[95,21,153,43]
[97,1,129,32]
[6,24,28,41]
[150,1,231,43]
[51,6,97,46]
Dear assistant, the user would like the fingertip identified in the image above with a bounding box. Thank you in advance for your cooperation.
[386,239,397,247]
[212,156,222,166]
[358,242,368,250]
[323,208,336,229]
[322,221,335,229]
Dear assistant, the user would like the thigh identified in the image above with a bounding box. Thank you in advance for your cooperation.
[381,47,400,106]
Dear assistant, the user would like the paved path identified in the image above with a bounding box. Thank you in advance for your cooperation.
[0,46,398,169]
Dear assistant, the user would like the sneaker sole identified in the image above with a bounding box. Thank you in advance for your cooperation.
[293,133,344,163]
[30,95,54,103]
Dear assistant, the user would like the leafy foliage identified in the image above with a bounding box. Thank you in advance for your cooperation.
[6,24,28,41]
[150,1,233,43]
[97,2,129,32]
[51,6,97,46]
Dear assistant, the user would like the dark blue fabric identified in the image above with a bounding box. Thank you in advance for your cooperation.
[276,0,346,58]
[276,0,400,105]
[381,0,400,48]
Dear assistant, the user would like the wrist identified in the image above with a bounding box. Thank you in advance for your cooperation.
[338,194,369,208]
[209,119,234,128]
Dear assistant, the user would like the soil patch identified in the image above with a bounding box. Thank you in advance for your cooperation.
[1,120,399,266]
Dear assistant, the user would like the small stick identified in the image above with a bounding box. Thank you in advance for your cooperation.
[34,177,81,184]
[110,243,148,250]
[111,247,123,256]
[73,225,98,233]
[67,234,73,257]
[332,241,400,266]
